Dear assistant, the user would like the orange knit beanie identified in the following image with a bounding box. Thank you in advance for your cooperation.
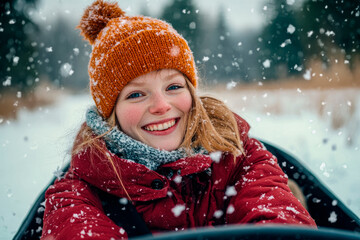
[77,0,198,118]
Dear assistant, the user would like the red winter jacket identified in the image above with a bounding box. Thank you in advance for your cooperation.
[41,116,316,239]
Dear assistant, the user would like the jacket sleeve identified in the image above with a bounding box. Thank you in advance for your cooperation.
[225,116,316,226]
[41,172,127,240]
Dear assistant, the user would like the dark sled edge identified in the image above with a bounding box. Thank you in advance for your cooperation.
[134,225,360,240]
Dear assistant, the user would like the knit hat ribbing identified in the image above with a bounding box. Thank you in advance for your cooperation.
[78,0,198,118]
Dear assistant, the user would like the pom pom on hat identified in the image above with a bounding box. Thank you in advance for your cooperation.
[78,0,198,118]
[77,0,125,44]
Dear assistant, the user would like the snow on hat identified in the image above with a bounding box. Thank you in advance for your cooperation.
[77,0,198,118]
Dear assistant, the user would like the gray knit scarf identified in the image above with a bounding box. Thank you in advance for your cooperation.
[85,107,190,171]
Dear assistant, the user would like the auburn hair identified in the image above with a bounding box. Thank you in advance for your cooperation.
[72,77,244,199]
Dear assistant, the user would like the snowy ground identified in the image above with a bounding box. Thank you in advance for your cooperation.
[1,88,359,239]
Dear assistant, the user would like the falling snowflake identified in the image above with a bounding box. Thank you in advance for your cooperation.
[303,69,311,80]
[210,151,222,163]
[13,56,20,65]
[325,31,335,36]
[119,198,128,205]
[328,211,337,223]
[280,39,292,47]
[263,59,271,68]
[189,22,196,29]
[172,205,185,217]
[202,56,209,62]
[287,24,296,34]
[73,48,80,56]
[174,175,182,184]
[227,205,235,214]
[60,63,74,77]
[225,186,237,197]
[213,210,223,218]
[226,81,237,90]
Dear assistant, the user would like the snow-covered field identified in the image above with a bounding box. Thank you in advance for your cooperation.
[1,88,359,239]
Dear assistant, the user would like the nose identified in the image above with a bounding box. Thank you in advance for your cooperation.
[149,92,171,115]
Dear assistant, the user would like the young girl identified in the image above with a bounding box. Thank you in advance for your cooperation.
[41,0,316,239]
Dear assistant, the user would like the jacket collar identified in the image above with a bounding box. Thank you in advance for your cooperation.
[71,139,213,201]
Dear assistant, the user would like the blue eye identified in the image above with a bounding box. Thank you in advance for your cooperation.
[167,85,182,91]
[127,92,143,99]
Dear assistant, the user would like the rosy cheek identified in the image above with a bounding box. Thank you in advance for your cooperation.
[117,105,143,131]
[177,93,192,113]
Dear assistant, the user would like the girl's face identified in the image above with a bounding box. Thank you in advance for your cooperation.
[115,69,192,151]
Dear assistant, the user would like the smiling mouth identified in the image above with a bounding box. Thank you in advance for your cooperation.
[143,119,178,132]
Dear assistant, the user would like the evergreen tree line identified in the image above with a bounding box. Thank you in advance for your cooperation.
[160,0,360,83]
[1,0,359,94]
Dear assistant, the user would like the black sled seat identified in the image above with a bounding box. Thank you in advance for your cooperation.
[261,141,360,232]
[13,141,360,239]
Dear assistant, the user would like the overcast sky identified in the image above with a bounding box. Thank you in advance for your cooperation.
[33,0,268,31]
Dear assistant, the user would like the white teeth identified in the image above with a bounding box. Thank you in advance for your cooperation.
[145,119,176,131]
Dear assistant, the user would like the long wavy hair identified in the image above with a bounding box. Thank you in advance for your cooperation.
[72,77,244,199]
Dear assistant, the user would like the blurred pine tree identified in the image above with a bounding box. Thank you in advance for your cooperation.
[0,0,39,93]
[259,0,305,80]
